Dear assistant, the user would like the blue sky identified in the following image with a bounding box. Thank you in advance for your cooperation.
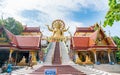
[0,0,120,37]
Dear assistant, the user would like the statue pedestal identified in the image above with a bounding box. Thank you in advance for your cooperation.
[48,36,66,42]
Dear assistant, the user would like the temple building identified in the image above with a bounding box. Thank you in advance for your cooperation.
[0,26,42,66]
[22,25,41,36]
[70,23,117,64]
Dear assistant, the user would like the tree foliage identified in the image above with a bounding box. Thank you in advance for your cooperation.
[112,36,120,62]
[0,17,23,35]
[112,36,120,48]
[104,0,120,27]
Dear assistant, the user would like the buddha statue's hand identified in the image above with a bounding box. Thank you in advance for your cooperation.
[46,25,53,31]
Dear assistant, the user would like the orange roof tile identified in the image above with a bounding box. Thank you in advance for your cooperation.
[72,25,117,50]
[76,27,94,32]
[72,37,89,49]
[23,26,40,32]
[107,37,117,47]
[90,30,98,40]
[5,28,17,45]
[16,36,40,49]
[5,28,41,50]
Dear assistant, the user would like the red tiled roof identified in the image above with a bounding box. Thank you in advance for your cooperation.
[89,30,98,46]
[4,29,17,45]
[23,26,40,32]
[107,37,117,47]
[4,28,41,50]
[90,30,98,40]
[76,27,94,32]
[16,36,40,49]
[72,25,117,50]
[72,37,89,49]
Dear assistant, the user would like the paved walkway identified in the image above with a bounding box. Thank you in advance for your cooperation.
[94,64,120,75]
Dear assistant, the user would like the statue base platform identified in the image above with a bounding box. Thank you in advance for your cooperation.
[48,37,66,42]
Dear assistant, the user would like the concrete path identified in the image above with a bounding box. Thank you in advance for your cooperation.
[94,64,120,75]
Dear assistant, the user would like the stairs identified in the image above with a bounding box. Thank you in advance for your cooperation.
[29,42,86,75]
[52,42,61,65]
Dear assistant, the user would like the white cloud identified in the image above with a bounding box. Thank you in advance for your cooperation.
[0,0,108,36]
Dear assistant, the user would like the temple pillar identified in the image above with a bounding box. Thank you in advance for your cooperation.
[92,49,97,63]
[29,51,37,65]
[108,49,111,63]
[9,47,14,61]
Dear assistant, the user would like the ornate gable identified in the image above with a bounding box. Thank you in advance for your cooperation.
[95,29,108,46]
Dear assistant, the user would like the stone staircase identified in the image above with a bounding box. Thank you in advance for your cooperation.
[28,42,86,75]
[52,42,61,65]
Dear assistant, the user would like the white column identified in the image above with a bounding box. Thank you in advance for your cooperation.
[108,49,111,62]
[93,49,97,63]
[94,53,97,63]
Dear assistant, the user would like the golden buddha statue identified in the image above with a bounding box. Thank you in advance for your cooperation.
[85,55,93,64]
[47,20,69,41]
[76,58,82,64]
[17,56,27,66]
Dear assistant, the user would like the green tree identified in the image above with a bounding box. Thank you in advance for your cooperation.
[104,0,120,27]
[3,17,23,35]
[112,36,120,48]
[112,36,120,62]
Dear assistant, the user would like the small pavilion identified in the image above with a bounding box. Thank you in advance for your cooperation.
[70,23,117,64]
[0,26,42,66]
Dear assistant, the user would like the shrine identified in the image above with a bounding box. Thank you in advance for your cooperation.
[70,23,117,64]
[0,26,42,66]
